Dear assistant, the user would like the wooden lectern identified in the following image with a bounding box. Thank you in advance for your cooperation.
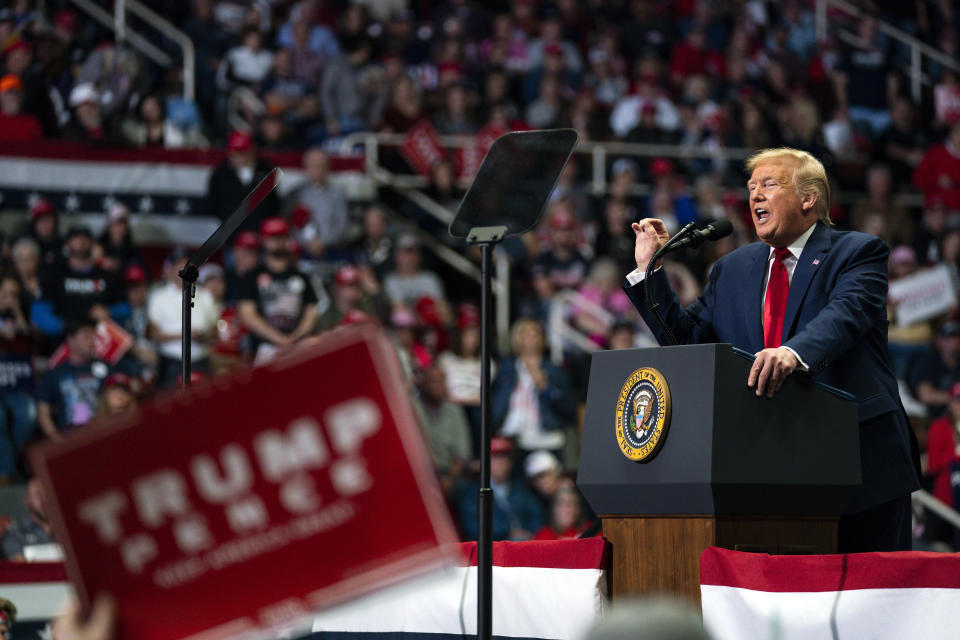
[577,344,860,605]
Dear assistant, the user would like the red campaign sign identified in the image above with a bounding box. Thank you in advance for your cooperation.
[32,326,457,640]
[400,119,447,177]
[49,319,134,368]
[456,124,508,180]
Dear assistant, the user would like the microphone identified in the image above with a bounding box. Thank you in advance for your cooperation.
[667,219,734,251]
[642,219,734,346]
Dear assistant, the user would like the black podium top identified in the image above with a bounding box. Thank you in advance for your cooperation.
[577,343,861,517]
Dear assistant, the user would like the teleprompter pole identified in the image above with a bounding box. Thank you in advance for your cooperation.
[477,242,493,640]
[179,264,199,392]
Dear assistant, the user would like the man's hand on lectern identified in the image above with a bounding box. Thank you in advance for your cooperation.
[631,218,671,272]
[748,347,799,398]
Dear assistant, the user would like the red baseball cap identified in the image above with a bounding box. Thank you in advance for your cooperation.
[104,372,134,392]
[335,265,361,286]
[340,309,372,325]
[650,157,674,177]
[549,210,577,230]
[234,231,260,250]
[227,130,254,152]
[415,296,441,327]
[124,264,147,284]
[1,39,30,57]
[491,436,514,455]
[457,303,479,329]
[30,198,54,220]
[545,43,564,57]
[260,217,290,238]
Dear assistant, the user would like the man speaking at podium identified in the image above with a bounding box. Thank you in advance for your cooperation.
[624,147,919,553]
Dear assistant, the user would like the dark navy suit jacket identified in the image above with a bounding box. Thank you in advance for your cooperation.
[624,222,919,513]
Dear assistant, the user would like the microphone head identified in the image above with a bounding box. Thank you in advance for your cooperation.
[707,219,734,239]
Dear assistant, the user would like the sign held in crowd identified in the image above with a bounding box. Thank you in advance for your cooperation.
[32,325,457,640]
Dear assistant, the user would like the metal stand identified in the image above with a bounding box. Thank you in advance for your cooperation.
[468,227,506,640]
[175,167,283,392]
[179,263,199,392]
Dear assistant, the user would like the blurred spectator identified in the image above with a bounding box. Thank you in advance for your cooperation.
[94,372,138,418]
[833,14,896,135]
[276,1,339,65]
[284,148,350,258]
[217,26,274,91]
[925,381,960,545]
[534,484,592,540]
[913,198,948,265]
[573,258,635,344]
[62,82,106,144]
[609,62,681,139]
[226,231,261,301]
[383,234,446,307]
[934,69,960,129]
[436,306,485,446]
[456,436,544,541]
[532,205,591,305]
[524,449,563,509]
[206,130,280,230]
[412,363,472,494]
[36,319,107,437]
[1,478,55,560]
[319,264,388,329]
[0,73,42,141]
[122,264,156,373]
[913,121,960,212]
[849,165,913,246]
[120,93,208,149]
[0,598,14,637]
[199,263,246,373]
[147,252,219,388]
[260,47,319,127]
[37,225,124,334]
[11,236,42,310]
[320,35,372,139]
[77,42,148,119]
[887,246,932,377]
[0,276,33,481]
[237,218,318,362]
[434,83,477,135]
[350,205,393,280]
[909,320,960,417]
[26,198,61,269]
[97,203,146,275]
[525,75,566,130]
[493,318,575,457]
[646,157,697,228]
[878,98,927,188]
[380,74,426,133]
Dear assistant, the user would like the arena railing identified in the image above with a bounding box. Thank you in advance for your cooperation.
[338,131,922,208]
[816,0,960,103]
[67,0,196,103]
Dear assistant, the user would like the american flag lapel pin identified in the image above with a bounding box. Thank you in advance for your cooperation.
[812,258,821,266]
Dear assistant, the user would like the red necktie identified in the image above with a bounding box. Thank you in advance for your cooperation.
[763,248,791,349]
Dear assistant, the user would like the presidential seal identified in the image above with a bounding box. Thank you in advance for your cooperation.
[615,367,671,462]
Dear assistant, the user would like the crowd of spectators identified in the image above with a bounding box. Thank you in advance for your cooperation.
[2,0,960,551]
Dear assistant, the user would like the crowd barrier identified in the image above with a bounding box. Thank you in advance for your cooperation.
[0,141,372,245]
[701,546,960,640]
[6,541,959,640]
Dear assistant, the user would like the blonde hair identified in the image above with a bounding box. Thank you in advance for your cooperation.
[745,147,832,225]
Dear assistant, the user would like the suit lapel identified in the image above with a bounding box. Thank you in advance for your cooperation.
[743,243,768,353]
[782,222,831,342]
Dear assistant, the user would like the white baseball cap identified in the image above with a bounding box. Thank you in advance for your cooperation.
[524,450,561,478]
[69,82,98,107]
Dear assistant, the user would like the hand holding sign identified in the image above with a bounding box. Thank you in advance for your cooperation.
[33,326,456,640]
